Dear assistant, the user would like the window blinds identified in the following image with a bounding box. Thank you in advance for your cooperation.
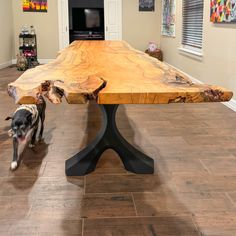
[182,0,204,49]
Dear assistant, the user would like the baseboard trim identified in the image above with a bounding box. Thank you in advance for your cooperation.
[222,100,236,112]
[165,62,236,112]
[39,59,53,64]
[12,58,53,65]
[0,60,12,69]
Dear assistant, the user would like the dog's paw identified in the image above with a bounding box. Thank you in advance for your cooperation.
[11,161,18,170]
[29,144,35,148]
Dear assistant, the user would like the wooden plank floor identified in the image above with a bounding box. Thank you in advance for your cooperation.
[1,67,236,235]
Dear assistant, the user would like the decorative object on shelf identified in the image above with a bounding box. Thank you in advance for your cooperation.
[139,0,155,12]
[145,48,163,61]
[21,25,29,35]
[16,53,28,71]
[162,0,176,37]
[24,50,36,57]
[19,27,39,69]
[23,0,48,13]
[148,41,158,52]
[210,0,236,23]
[30,25,36,35]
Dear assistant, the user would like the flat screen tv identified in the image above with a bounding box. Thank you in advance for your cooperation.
[72,8,104,32]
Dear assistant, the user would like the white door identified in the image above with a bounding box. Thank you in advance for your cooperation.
[58,0,69,50]
[104,0,122,40]
[58,0,122,49]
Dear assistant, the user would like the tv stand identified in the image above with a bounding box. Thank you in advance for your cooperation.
[70,31,104,42]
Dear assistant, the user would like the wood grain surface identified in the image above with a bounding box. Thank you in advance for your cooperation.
[8,40,233,104]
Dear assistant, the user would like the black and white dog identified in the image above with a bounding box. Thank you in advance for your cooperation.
[5,96,46,170]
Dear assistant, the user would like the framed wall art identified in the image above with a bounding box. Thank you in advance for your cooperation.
[162,0,176,37]
[210,0,236,23]
[23,0,48,13]
[139,0,155,12]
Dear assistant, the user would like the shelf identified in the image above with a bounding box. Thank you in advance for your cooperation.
[19,46,36,50]
[19,34,37,61]
[24,56,37,59]
[19,34,36,38]
[70,33,104,42]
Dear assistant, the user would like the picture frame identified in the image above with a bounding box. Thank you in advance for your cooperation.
[23,0,48,13]
[161,0,176,37]
[139,0,155,12]
[210,0,236,23]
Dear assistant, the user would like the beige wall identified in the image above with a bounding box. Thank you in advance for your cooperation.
[160,0,236,98]
[10,0,162,59]
[0,0,14,65]
[12,0,59,59]
[122,0,161,51]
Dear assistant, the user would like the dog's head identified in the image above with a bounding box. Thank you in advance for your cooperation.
[5,110,33,141]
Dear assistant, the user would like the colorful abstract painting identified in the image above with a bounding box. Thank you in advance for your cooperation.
[162,0,176,37]
[210,0,236,23]
[23,0,48,12]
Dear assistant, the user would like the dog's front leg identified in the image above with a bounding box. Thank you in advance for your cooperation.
[11,137,18,170]
[29,126,38,148]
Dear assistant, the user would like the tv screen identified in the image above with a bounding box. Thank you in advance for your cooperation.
[72,8,104,32]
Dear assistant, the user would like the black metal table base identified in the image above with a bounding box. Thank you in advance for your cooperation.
[65,105,154,176]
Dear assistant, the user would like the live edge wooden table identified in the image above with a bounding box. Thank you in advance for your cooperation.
[8,41,233,176]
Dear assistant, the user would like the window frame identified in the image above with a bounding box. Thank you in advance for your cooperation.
[180,0,204,58]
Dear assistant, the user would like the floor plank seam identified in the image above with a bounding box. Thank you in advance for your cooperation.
[84,176,86,195]
[131,193,138,217]
[81,218,84,236]
[190,214,202,236]
[89,172,131,176]
[225,192,236,207]
[78,215,202,221]
[83,191,169,195]
[199,159,211,174]
[25,204,33,219]
[41,161,48,176]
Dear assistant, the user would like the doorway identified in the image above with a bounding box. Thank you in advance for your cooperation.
[58,0,122,50]
[69,0,105,42]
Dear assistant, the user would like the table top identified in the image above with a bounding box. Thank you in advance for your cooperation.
[8,40,233,104]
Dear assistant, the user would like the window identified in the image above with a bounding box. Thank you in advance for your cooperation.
[182,0,204,51]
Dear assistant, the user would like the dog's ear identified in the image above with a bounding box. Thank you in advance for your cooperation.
[5,116,12,121]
